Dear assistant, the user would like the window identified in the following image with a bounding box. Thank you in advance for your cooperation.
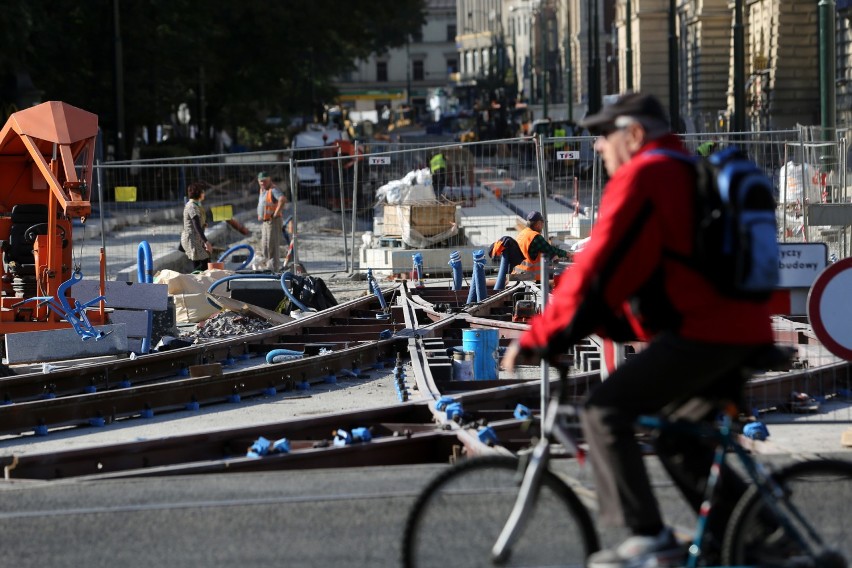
[446,58,458,74]
[447,24,456,42]
[413,60,424,81]
[411,28,423,43]
[377,61,388,82]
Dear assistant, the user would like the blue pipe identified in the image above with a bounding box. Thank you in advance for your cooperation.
[217,243,255,270]
[449,250,463,290]
[280,272,311,313]
[412,252,424,287]
[494,255,510,291]
[137,241,154,283]
[473,249,487,302]
[137,241,154,354]
[366,268,388,311]
[466,249,485,303]
[206,273,283,309]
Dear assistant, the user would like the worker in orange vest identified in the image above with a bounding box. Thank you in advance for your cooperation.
[512,211,571,279]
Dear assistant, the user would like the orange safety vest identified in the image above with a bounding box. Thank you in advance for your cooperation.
[260,188,281,221]
[512,227,542,277]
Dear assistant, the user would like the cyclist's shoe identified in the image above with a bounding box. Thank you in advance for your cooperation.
[587,527,685,568]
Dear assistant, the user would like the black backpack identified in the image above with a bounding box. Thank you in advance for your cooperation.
[653,147,780,301]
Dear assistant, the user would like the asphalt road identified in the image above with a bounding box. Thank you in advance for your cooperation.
[0,451,849,568]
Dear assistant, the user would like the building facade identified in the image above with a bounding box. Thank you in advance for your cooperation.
[332,0,458,121]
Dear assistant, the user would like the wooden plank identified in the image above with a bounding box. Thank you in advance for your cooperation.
[206,293,293,324]
[5,324,128,364]
[73,280,168,311]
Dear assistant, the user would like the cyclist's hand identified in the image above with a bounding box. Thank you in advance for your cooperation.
[502,340,520,375]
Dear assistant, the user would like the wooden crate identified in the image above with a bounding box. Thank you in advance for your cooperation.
[383,204,455,238]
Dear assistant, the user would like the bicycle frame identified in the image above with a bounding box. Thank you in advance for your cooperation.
[491,374,827,567]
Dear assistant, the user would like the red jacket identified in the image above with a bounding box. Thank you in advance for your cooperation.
[519,134,773,357]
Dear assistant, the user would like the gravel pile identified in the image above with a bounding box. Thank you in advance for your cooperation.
[181,311,275,341]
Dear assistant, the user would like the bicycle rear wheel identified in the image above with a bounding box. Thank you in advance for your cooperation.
[722,458,852,567]
[401,455,599,568]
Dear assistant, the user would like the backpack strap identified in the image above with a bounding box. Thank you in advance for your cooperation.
[644,149,709,271]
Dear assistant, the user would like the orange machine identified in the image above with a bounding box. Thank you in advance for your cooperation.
[0,101,106,334]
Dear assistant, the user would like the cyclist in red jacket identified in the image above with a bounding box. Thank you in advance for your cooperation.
[503,92,774,568]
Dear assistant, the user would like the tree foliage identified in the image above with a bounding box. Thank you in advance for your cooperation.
[0,0,425,155]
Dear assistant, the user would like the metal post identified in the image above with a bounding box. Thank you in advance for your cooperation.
[288,157,299,268]
[337,148,349,272]
[350,141,359,274]
[565,5,573,121]
[406,38,412,107]
[588,0,601,114]
[819,0,836,141]
[626,0,633,91]
[668,0,680,132]
[733,0,745,132]
[534,133,550,420]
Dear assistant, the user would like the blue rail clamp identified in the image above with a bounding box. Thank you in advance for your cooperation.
[743,421,770,441]
[435,396,455,411]
[445,402,464,421]
[514,404,531,420]
[477,426,499,445]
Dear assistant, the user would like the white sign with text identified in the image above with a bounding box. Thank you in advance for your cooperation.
[556,151,580,161]
[369,156,390,165]
[778,243,828,288]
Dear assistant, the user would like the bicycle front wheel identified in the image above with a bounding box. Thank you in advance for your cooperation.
[402,455,599,568]
[722,458,852,567]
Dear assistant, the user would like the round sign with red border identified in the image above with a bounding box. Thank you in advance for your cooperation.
[807,257,852,360]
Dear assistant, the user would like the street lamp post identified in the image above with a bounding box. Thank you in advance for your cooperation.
[587,0,601,114]
[406,38,411,107]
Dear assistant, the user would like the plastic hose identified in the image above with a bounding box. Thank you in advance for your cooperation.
[266,348,304,364]
[217,243,255,270]
[366,268,388,311]
[280,271,311,313]
[136,241,154,354]
[466,249,487,303]
[206,273,283,309]
[137,241,154,283]
[412,252,424,287]
[473,249,487,302]
[494,255,510,291]
[449,250,463,290]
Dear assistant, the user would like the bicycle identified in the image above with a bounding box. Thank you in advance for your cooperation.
[402,345,852,567]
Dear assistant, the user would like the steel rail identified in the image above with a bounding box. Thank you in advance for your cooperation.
[0,289,401,404]
[0,282,848,481]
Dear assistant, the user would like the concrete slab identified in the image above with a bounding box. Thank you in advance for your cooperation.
[74,280,168,311]
[109,309,150,339]
[4,324,128,364]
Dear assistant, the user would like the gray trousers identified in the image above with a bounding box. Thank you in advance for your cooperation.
[580,333,764,536]
[260,216,283,271]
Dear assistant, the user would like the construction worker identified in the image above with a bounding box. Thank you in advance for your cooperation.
[697,140,716,157]
[430,152,447,198]
[512,211,571,280]
[553,123,567,150]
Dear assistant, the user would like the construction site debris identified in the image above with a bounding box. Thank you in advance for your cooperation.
[181,311,274,342]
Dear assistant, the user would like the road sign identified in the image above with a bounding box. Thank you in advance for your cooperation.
[778,243,827,287]
[369,156,390,165]
[556,151,579,161]
[807,257,852,360]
